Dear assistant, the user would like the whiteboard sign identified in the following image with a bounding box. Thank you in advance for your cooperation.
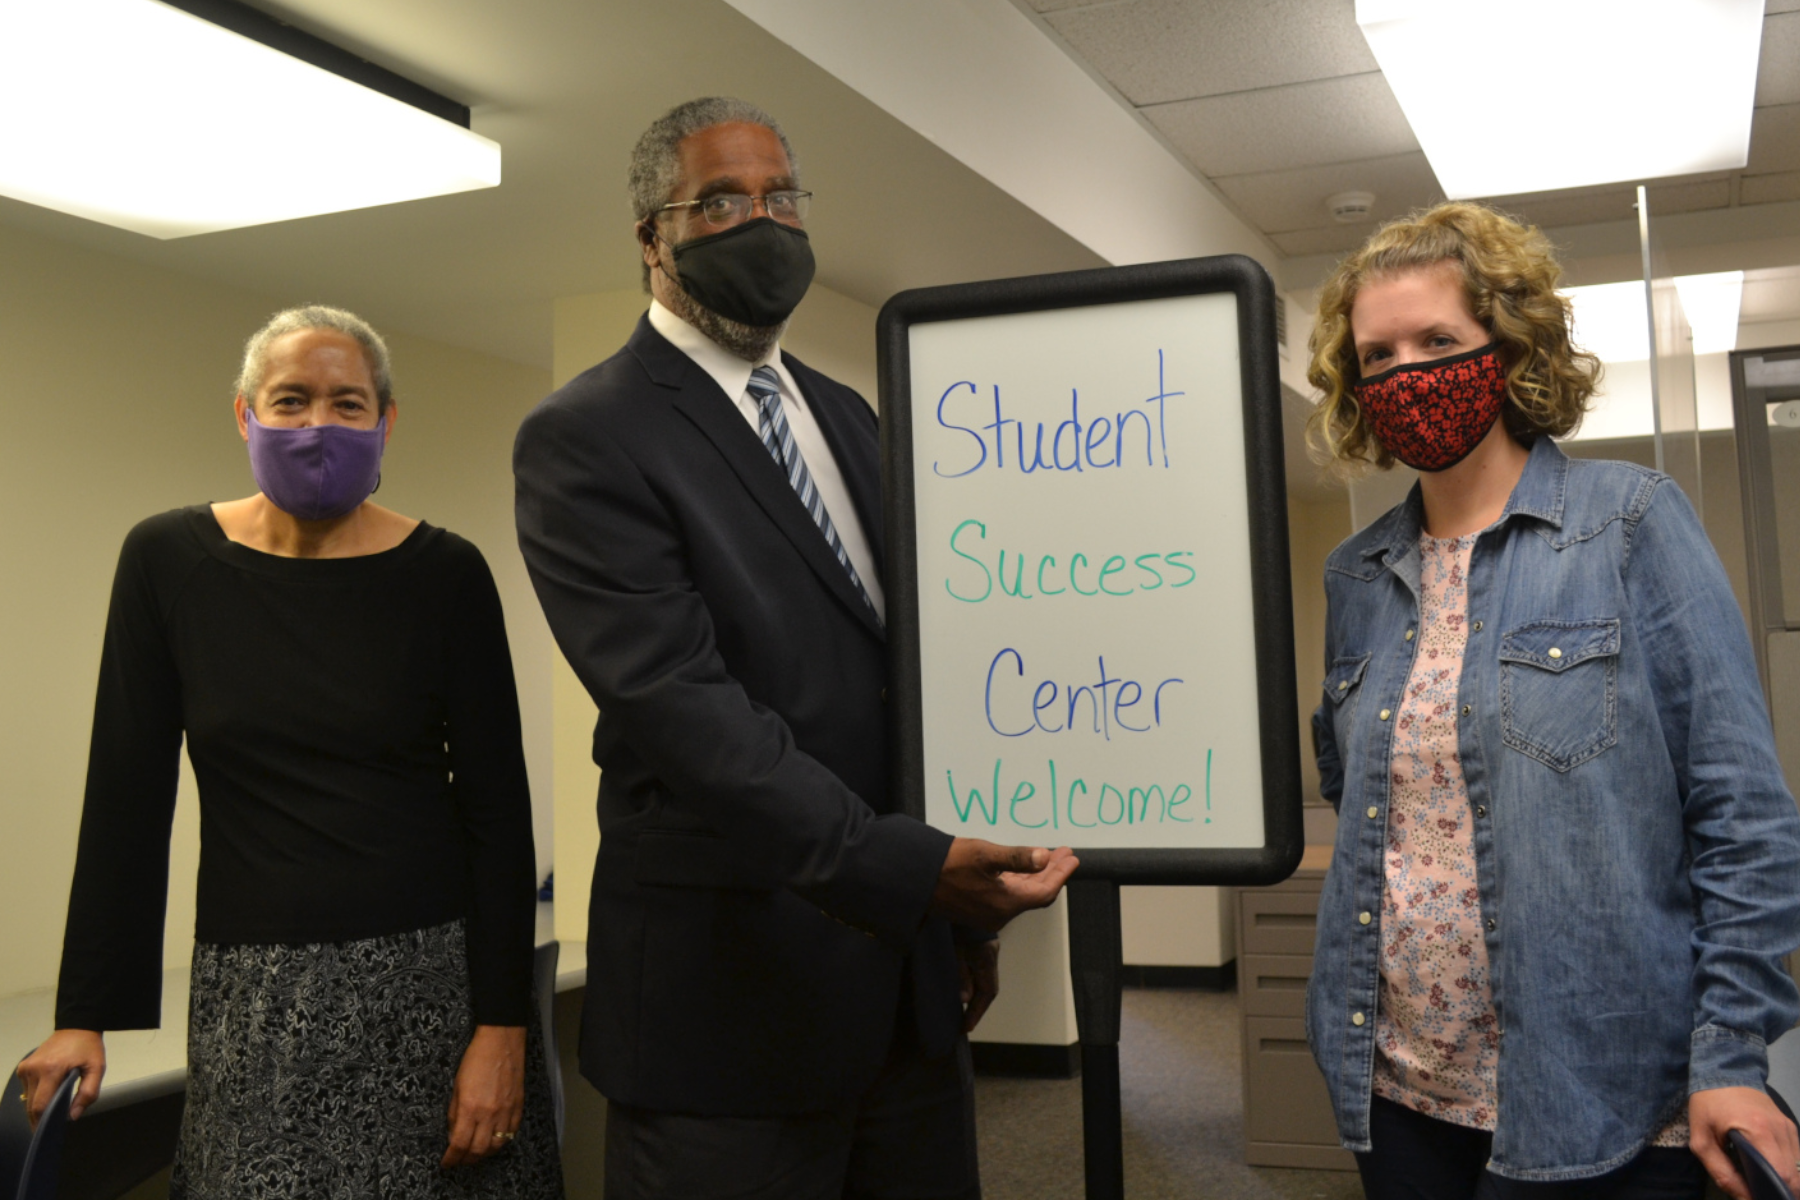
[880,257,1302,885]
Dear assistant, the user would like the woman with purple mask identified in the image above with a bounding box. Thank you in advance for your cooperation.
[19,307,561,1199]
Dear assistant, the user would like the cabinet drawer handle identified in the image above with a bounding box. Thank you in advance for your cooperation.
[1255,974,1307,990]
[1253,913,1315,928]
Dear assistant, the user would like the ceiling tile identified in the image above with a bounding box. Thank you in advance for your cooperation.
[1742,169,1800,204]
[1471,170,1733,230]
[1271,225,1375,256]
[1212,152,1443,234]
[1740,265,1800,321]
[1645,178,1733,214]
[1044,0,1378,106]
[1488,190,1640,229]
[1758,12,1800,106]
[1478,179,1635,206]
[1144,72,1417,177]
[1749,104,1800,173]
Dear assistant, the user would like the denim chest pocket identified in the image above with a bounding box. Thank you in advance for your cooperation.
[1323,653,1372,744]
[1498,618,1621,771]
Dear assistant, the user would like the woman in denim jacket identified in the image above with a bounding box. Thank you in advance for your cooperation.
[1304,202,1800,1200]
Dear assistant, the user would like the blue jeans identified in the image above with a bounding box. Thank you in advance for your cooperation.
[1356,1096,1706,1200]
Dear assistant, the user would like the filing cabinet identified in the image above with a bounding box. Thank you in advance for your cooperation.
[1237,846,1354,1170]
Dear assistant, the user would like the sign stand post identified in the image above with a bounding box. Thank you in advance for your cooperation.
[1067,878,1125,1200]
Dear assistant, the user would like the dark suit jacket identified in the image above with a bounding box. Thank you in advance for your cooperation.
[514,314,960,1115]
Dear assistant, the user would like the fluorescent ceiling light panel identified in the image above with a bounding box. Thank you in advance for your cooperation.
[1565,281,1651,364]
[0,0,500,238]
[1562,276,1744,441]
[1673,271,1744,355]
[1356,0,1762,199]
[1566,273,1744,362]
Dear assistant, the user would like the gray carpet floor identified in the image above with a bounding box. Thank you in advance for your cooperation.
[120,988,1368,1199]
[975,988,1364,1200]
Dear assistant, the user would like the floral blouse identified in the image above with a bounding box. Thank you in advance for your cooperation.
[1371,532,1687,1145]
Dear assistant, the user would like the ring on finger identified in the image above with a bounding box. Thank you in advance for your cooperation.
[492,1130,516,1142]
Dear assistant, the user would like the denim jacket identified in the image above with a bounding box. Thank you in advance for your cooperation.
[1307,437,1800,1180]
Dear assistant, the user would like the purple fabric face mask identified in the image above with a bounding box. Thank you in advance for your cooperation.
[245,411,387,521]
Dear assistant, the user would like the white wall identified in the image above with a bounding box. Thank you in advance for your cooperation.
[1120,888,1236,968]
[0,220,553,1001]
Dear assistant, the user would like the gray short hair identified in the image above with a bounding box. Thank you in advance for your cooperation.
[236,305,394,412]
[628,97,799,289]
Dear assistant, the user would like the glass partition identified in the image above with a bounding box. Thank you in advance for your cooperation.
[1639,186,1704,517]
[1730,344,1800,802]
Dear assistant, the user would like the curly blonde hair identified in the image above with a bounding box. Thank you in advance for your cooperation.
[1305,201,1601,470]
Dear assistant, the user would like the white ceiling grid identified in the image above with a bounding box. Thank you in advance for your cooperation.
[1028,0,1800,256]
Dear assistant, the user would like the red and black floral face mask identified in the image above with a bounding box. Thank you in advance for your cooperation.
[1352,344,1508,472]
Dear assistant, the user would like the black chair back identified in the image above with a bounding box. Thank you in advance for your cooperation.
[1,1067,79,1200]
[533,941,564,1146]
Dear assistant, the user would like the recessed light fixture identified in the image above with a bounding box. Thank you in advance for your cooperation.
[1565,281,1652,364]
[0,0,501,238]
[1673,271,1744,355]
[1563,274,1746,441]
[1356,0,1762,199]
[1567,273,1745,363]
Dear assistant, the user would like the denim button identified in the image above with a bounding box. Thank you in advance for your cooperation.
[1367,806,1379,819]
[1405,629,1415,641]
[1472,619,1483,631]
[1359,911,1372,925]
[1379,709,1392,721]
[1352,1012,1366,1026]
[1462,704,1472,716]
[1549,647,1563,659]
[1476,805,1487,818]
[1486,919,1497,931]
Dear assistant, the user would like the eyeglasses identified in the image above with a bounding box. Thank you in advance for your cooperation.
[654,190,811,228]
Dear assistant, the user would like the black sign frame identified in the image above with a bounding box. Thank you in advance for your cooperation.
[879,254,1303,887]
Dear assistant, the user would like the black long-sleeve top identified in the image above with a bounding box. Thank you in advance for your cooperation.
[55,507,537,1031]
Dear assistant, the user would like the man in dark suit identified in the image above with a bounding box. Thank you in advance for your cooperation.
[513,97,1076,1200]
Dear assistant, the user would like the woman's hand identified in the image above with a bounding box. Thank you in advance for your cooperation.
[442,1024,527,1168]
[17,1029,105,1126]
[1690,1085,1800,1200]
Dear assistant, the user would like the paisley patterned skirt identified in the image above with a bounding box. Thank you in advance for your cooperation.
[170,921,563,1200]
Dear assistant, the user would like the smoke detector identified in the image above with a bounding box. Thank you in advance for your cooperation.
[1327,191,1376,224]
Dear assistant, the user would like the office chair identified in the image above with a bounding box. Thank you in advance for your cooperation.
[1,1066,78,1200]
[534,940,565,1146]
[1728,1085,1798,1200]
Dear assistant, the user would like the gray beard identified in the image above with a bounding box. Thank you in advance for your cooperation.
[657,260,786,362]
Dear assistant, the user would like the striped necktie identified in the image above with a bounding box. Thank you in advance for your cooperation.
[747,366,877,618]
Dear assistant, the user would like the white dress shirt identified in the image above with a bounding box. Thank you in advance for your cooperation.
[647,301,886,621]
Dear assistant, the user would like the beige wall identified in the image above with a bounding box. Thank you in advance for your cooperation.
[0,221,552,1001]
[1119,887,1235,967]
[1287,495,1353,811]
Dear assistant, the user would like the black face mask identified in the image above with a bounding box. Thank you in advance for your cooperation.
[668,217,816,328]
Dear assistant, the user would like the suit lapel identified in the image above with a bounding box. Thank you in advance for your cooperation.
[631,321,883,640]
